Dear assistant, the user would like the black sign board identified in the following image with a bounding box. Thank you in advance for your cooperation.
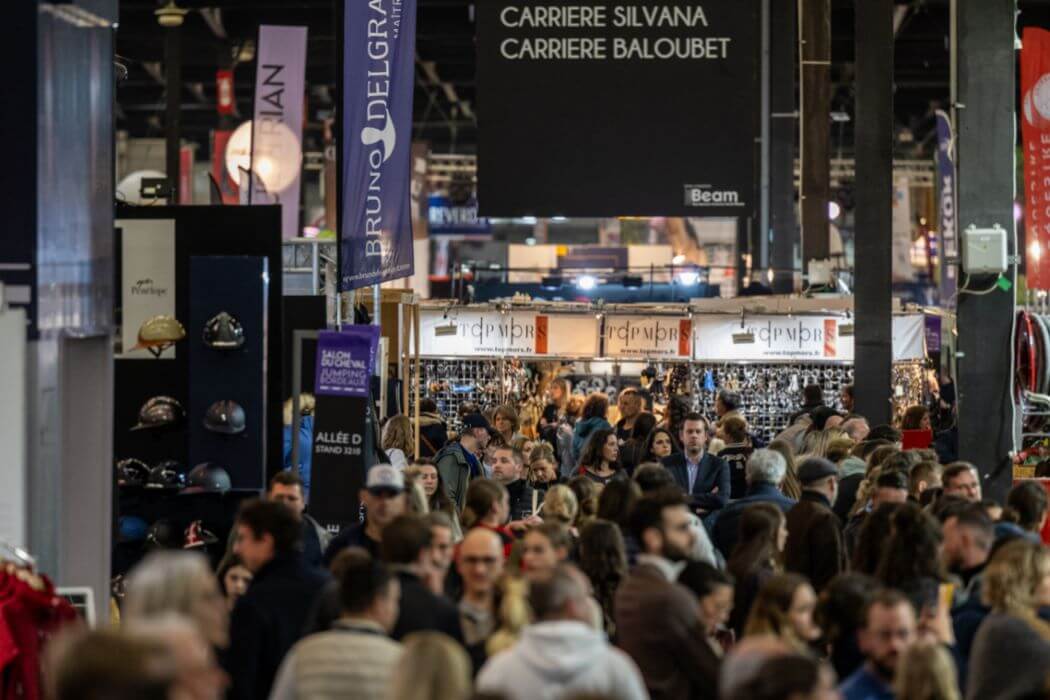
[477,1,760,218]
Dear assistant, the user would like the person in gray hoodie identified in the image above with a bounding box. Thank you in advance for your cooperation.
[476,564,648,700]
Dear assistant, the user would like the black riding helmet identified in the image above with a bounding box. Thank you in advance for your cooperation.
[116,458,151,487]
[203,400,246,435]
[131,396,185,431]
[180,462,233,494]
[203,311,245,350]
[145,463,187,490]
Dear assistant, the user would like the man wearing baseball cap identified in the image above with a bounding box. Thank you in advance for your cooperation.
[783,457,847,592]
[433,413,491,510]
[323,464,407,566]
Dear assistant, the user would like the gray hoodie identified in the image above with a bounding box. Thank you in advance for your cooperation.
[477,620,649,700]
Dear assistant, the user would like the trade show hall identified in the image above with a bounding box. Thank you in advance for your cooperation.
[2,1,1049,699]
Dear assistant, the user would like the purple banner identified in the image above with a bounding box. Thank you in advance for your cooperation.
[925,314,942,354]
[315,327,380,397]
[934,110,958,308]
[340,0,417,290]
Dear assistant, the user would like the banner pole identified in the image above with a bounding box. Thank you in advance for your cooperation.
[413,304,421,459]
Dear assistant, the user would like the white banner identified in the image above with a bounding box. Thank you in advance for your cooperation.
[117,218,176,359]
[691,313,926,362]
[252,25,308,239]
[416,309,598,357]
[693,314,847,361]
[891,314,926,361]
[603,315,692,359]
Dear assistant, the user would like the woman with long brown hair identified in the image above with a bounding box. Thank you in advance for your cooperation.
[576,428,627,486]
[744,573,822,652]
[571,393,612,463]
[727,502,787,638]
[461,478,513,559]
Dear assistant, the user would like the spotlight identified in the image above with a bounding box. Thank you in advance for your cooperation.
[676,270,700,286]
[576,275,598,291]
[672,254,687,265]
[829,201,842,220]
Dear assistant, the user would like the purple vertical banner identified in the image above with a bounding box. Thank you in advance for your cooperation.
[925,314,942,355]
[934,110,958,308]
[315,327,381,397]
[340,0,417,290]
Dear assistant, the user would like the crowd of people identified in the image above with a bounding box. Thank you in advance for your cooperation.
[50,381,1050,700]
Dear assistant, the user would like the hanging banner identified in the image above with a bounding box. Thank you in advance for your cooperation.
[415,309,599,357]
[476,1,760,218]
[310,327,381,532]
[603,315,692,359]
[892,177,916,282]
[341,0,418,290]
[1022,28,1050,290]
[934,110,958,307]
[691,314,925,362]
[252,25,308,240]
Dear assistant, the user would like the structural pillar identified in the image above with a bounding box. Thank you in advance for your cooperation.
[853,0,895,426]
[165,21,182,201]
[770,0,798,293]
[956,0,1017,501]
[799,0,831,272]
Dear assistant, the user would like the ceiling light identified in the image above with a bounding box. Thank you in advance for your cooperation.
[672,254,687,265]
[829,201,842,220]
[576,275,598,291]
[155,1,188,27]
[677,271,700,286]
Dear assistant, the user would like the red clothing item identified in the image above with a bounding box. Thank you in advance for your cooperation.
[0,573,79,699]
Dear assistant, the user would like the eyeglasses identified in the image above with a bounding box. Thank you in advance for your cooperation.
[460,555,500,567]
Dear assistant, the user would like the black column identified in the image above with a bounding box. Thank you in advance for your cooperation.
[165,25,182,201]
[800,0,831,271]
[957,0,1016,501]
[769,0,797,293]
[853,0,894,426]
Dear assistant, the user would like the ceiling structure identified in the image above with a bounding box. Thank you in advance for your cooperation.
[115,0,1050,162]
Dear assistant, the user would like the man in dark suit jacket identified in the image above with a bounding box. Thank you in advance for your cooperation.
[380,514,463,642]
[662,412,730,515]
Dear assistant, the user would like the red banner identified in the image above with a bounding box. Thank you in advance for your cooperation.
[1022,28,1050,289]
[216,69,235,115]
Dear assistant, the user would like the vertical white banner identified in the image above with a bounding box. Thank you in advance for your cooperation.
[0,307,27,550]
[116,219,177,359]
[253,25,308,240]
[892,176,916,282]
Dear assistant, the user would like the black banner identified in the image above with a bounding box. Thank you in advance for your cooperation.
[309,394,374,533]
[477,1,760,218]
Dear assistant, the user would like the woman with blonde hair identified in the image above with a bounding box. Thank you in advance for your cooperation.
[381,415,413,470]
[767,438,801,500]
[966,539,1050,699]
[123,550,229,649]
[895,642,961,700]
[539,484,580,531]
[387,631,472,700]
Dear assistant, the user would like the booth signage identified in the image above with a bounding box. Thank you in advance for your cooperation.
[603,315,692,359]
[1022,28,1050,290]
[341,0,418,290]
[417,309,598,357]
[116,218,177,359]
[428,194,492,235]
[692,314,926,362]
[476,0,760,218]
[310,327,381,532]
[252,25,308,240]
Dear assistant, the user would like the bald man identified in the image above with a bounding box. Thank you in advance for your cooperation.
[457,528,505,653]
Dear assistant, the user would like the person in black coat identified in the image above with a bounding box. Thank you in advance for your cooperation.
[380,514,464,642]
[224,499,329,700]
[661,413,730,515]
